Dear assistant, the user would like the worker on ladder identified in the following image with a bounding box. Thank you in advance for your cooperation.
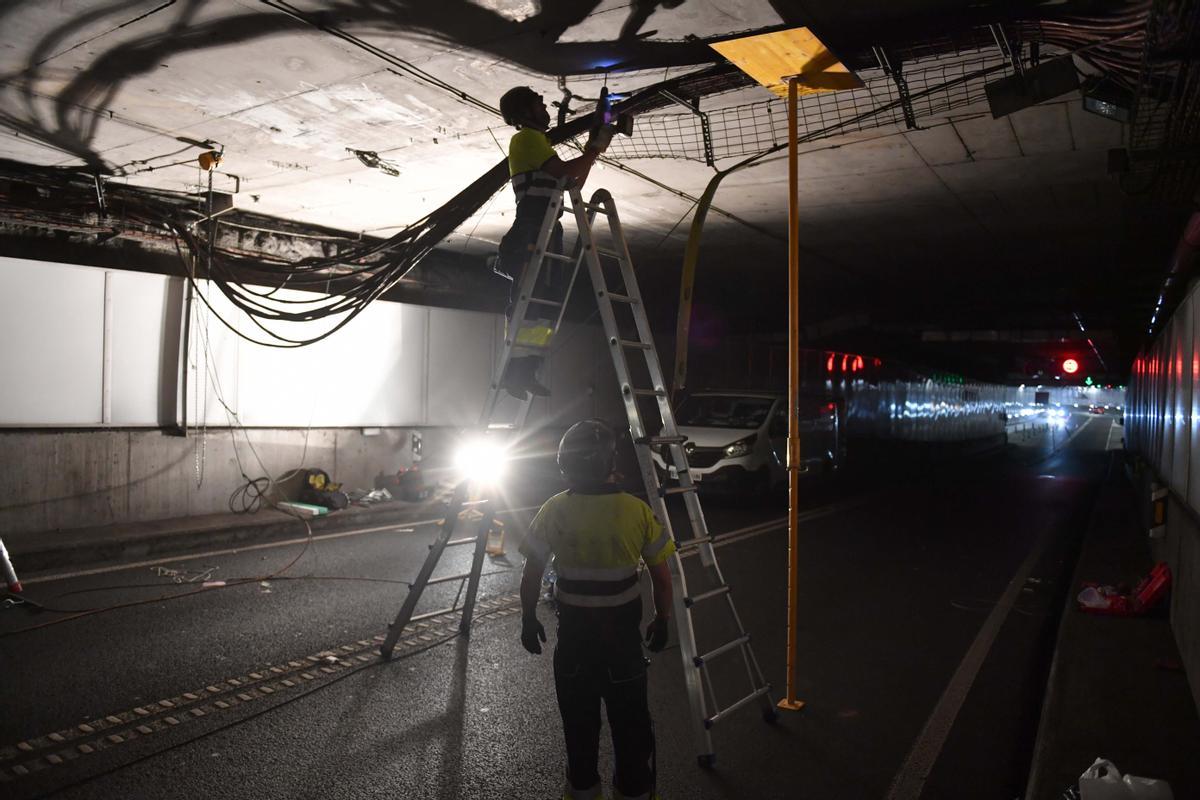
[496,86,611,399]
[520,419,675,800]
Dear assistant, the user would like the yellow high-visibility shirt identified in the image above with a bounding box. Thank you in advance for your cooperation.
[508,128,557,177]
[521,488,675,608]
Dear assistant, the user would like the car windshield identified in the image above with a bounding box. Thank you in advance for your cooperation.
[676,396,774,429]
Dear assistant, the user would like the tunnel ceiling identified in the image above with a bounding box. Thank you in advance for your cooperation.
[0,0,1188,384]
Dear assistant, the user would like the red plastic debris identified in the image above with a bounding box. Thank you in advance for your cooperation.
[1077,562,1171,616]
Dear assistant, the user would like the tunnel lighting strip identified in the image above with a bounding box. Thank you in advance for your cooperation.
[0,593,521,783]
[1071,311,1108,372]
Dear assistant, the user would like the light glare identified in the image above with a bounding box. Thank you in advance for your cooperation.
[455,438,509,485]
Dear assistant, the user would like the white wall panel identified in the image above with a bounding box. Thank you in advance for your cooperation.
[1189,291,1200,513]
[0,257,104,424]
[426,307,495,426]
[1172,303,1193,497]
[110,271,177,424]
[186,283,243,428]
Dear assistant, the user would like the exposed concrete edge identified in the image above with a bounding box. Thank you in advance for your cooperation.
[1022,451,1117,800]
[8,498,449,576]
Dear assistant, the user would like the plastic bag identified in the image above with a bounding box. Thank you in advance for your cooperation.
[1078,758,1173,800]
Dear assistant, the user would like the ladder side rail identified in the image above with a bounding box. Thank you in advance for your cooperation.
[480,189,566,426]
[574,186,715,760]
[591,189,717,566]
[669,543,716,757]
[458,502,495,635]
[381,480,470,658]
[510,195,598,431]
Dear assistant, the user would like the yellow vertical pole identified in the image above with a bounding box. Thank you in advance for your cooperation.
[778,76,805,712]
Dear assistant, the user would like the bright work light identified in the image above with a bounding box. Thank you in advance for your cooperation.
[455,437,509,485]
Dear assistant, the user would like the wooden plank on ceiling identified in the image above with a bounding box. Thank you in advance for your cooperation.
[709,27,862,98]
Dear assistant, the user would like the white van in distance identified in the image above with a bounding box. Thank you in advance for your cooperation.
[651,391,843,495]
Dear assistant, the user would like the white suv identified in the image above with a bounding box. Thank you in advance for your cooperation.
[651,391,842,494]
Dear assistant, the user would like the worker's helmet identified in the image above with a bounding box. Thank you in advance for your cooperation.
[500,86,540,127]
[557,419,617,489]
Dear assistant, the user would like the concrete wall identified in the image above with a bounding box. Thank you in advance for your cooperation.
[1130,463,1200,714]
[0,427,432,534]
[0,255,628,535]
[1126,278,1200,713]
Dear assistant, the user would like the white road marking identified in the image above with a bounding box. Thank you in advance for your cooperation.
[1106,420,1124,451]
[884,501,1057,800]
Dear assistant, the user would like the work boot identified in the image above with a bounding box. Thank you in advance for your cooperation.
[501,356,550,399]
[562,779,604,800]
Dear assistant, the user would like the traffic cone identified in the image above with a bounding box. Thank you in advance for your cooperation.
[0,537,22,593]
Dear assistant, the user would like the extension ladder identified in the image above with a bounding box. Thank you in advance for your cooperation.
[492,183,777,763]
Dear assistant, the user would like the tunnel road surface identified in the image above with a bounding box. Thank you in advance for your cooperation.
[0,413,1112,799]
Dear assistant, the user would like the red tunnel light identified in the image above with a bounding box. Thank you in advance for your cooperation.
[826,353,835,373]
[1062,358,1079,375]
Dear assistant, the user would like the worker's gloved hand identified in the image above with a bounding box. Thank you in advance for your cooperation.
[644,615,670,652]
[586,124,615,155]
[521,613,547,655]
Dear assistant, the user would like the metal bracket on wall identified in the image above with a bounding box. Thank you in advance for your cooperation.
[659,89,714,167]
[872,47,917,130]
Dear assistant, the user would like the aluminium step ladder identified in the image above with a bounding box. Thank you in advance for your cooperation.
[379,480,497,658]
[490,182,778,764]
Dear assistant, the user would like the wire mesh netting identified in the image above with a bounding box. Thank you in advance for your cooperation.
[1124,0,1200,203]
[605,45,1023,163]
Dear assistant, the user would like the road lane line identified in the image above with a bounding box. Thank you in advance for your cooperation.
[884,515,1056,800]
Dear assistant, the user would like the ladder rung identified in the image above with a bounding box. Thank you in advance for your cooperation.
[704,686,772,729]
[620,339,652,350]
[607,292,636,304]
[684,585,730,607]
[444,537,478,548]
[694,635,750,667]
[426,571,471,587]
[597,248,622,259]
[633,388,668,397]
[527,297,563,308]
[566,203,611,216]
[677,535,713,550]
[659,485,698,497]
[543,252,575,262]
[635,435,687,445]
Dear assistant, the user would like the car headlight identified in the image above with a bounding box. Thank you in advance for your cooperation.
[724,435,756,459]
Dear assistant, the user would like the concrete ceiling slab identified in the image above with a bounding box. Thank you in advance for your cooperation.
[0,1,1175,380]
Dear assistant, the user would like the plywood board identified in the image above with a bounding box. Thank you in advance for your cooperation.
[709,27,862,98]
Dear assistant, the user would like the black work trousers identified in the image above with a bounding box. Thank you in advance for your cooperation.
[554,612,654,798]
[497,198,564,319]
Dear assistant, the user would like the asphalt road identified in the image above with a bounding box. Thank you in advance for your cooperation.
[0,412,1118,799]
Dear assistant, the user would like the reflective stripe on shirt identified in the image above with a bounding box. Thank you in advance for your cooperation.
[555,580,641,608]
[641,528,674,563]
[555,564,638,581]
[512,170,559,203]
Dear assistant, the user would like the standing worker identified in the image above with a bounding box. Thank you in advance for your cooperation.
[520,419,675,800]
[495,86,611,399]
